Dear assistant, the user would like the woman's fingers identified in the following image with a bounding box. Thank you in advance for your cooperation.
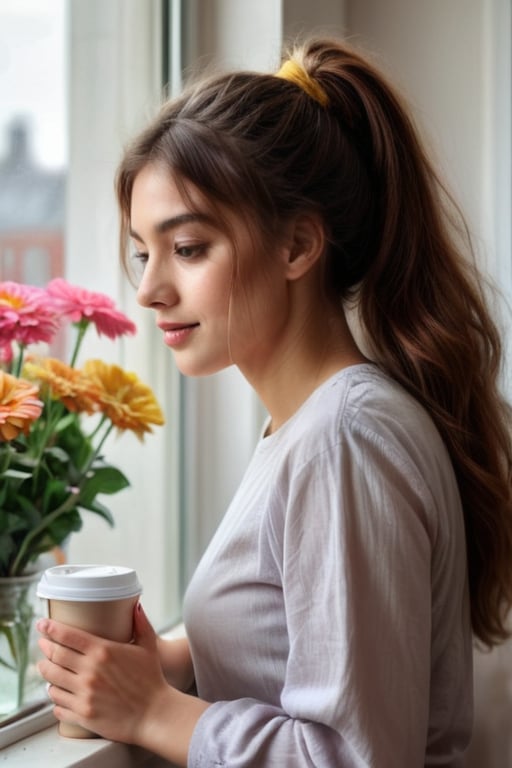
[37,627,82,698]
[37,618,94,654]
[38,635,82,672]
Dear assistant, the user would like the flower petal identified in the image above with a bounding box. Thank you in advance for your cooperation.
[0,281,60,346]
[23,357,101,413]
[82,359,165,438]
[46,278,136,339]
[0,370,43,441]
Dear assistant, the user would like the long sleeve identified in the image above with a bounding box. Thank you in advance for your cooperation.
[184,366,472,767]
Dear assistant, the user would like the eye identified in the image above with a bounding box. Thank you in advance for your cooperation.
[174,243,207,259]
[132,249,148,265]
[130,250,148,282]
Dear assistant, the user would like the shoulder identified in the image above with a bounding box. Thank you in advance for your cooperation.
[281,364,445,461]
[268,364,458,513]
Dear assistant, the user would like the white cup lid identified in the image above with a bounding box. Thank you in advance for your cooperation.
[36,564,142,602]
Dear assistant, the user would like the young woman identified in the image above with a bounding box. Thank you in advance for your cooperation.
[38,38,512,766]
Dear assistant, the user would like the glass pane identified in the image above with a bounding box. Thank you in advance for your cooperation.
[0,0,67,726]
[0,0,67,284]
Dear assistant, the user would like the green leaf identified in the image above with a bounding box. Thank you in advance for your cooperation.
[0,534,15,572]
[55,417,93,469]
[2,468,32,480]
[80,466,130,504]
[8,453,38,472]
[78,498,115,526]
[55,411,77,432]
[0,512,32,535]
[46,508,83,543]
[0,445,14,474]
[9,498,41,529]
[41,479,71,515]
[44,445,70,464]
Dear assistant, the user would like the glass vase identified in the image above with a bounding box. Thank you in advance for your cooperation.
[0,572,43,717]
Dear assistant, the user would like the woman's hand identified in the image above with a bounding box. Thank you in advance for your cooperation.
[37,602,169,743]
[37,603,209,765]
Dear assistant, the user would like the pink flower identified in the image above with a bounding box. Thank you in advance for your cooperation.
[0,281,60,347]
[0,342,13,365]
[46,278,136,339]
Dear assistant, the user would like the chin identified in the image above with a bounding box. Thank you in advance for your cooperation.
[174,357,233,378]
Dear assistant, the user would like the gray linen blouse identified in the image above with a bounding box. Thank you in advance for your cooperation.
[184,364,472,767]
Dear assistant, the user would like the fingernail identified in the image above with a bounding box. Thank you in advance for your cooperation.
[36,619,49,633]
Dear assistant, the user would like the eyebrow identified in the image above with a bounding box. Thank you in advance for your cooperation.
[129,212,215,241]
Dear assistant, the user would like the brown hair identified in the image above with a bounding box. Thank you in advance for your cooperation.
[116,38,512,647]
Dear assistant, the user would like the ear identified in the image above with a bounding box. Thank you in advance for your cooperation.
[283,212,325,281]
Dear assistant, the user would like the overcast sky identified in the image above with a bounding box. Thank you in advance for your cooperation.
[0,0,66,169]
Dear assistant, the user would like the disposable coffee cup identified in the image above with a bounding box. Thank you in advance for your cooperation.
[37,564,142,739]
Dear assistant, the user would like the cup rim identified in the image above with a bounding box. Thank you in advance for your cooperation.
[36,564,143,602]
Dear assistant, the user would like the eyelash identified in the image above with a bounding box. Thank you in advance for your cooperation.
[132,250,148,265]
[131,243,207,266]
[173,243,207,259]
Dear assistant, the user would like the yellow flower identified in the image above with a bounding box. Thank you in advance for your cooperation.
[82,359,165,439]
[0,370,43,441]
[23,358,100,414]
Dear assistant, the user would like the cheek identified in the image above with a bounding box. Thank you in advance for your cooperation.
[203,280,232,326]
[228,267,289,345]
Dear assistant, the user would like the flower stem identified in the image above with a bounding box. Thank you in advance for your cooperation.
[13,343,26,378]
[30,396,64,491]
[87,414,108,444]
[9,492,80,576]
[69,320,90,367]
[84,420,114,473]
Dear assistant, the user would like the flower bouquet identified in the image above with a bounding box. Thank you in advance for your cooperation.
[0,278,164,713]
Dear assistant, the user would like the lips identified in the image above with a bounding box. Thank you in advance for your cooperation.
[158,322,199,348]
[158,322,198,332]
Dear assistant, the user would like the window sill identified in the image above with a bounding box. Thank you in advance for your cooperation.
[0,625,185,766]
[0,722,175,767]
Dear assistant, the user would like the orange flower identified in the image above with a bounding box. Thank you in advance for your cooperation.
[0,371,43,441]
[82,359,165,439]
[23,358,101,414]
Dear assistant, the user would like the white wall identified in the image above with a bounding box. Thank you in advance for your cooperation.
[346,0,512,383]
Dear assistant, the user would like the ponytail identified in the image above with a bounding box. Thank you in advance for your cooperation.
[307,39,512,646]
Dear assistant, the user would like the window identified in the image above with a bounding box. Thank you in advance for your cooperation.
[0,1,66,287]
[0,0,184,630]
[0,0,68,729]
[0,0,184,742]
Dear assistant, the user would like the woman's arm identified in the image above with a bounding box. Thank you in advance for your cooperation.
[157,634,195,692]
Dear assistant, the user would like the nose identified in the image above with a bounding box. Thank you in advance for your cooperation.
[136,257,177,310]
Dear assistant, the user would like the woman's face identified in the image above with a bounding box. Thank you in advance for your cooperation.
[130,164,292,379]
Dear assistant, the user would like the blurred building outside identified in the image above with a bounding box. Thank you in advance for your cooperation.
[0,117,66,285]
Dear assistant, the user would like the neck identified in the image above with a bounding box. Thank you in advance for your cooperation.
[241,306,367,436]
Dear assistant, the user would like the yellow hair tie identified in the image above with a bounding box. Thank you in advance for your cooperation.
[275,59,329,107]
